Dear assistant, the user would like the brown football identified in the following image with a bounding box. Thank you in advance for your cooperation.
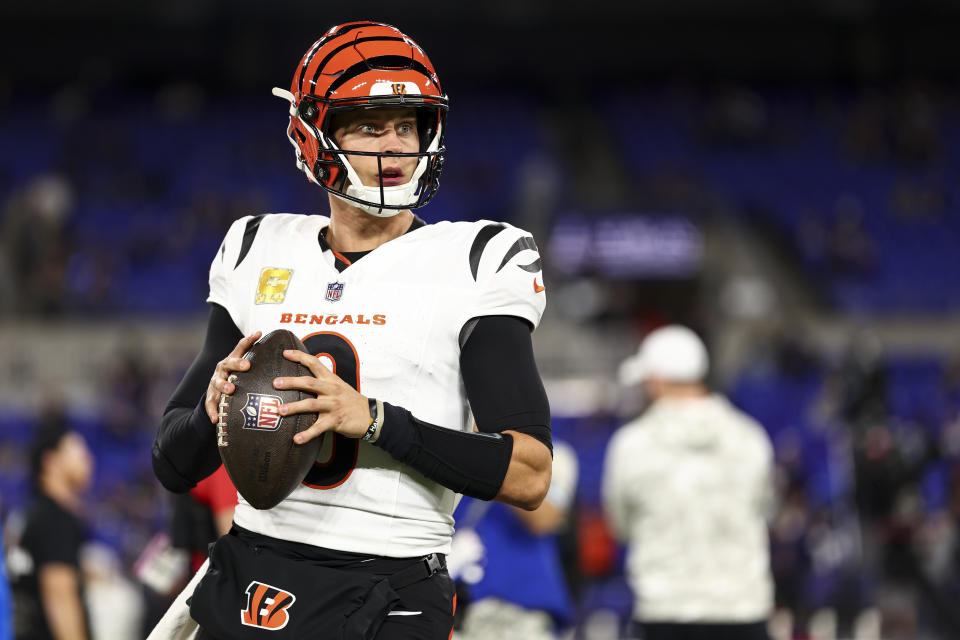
[217,329,321,510]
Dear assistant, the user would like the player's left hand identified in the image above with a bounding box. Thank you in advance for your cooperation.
[273,349,371,444]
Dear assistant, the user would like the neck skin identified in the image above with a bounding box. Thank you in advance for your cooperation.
[326,194,414,253]
[645,379,710,402]
[39,471,81,513]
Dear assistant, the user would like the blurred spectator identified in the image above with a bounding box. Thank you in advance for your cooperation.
[101,345,152,444]
[768,481,812,636]
[890,176,946,224]
[452,440,578,640]
[848,420,948,639]
[826,196,878,279]
[173,465,237,575]
[831,329,889,429]
[0,174,74,317]
[8,419,94,640]
[942,351,960,410]
[604,325,775,640]
[136,466,236,635]
[81,543,144,640]
[891,86,943,165]
[841,90,889,162]
[0,538,11,640]
[841,86,943,165]
[815,332,960,638]
[767,324,820,382]
[699,85,771,148]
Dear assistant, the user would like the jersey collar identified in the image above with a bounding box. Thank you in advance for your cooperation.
[317,215,427,271]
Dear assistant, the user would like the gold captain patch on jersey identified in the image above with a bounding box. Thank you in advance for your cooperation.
[255,268,293,304]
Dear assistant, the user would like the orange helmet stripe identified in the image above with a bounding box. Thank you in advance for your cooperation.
[305,36,410,97]
[295,21,383,97]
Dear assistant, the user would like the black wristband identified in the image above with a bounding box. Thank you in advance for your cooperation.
[362,398,384,442]
[373,402,514,501]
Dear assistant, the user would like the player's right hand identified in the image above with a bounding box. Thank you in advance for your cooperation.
[205,332,262,423]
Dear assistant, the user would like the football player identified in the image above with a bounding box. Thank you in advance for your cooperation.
[150,21,552,640]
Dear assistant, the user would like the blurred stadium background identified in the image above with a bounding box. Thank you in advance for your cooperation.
[1,1,959,638]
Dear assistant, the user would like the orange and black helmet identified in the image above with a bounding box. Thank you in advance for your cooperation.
[272,22,448,216]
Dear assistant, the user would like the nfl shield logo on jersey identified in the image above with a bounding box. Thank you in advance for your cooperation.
[242,394,283,431]
[325,282,344,302]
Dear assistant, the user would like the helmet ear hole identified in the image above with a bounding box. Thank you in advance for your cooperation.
[299,99,320,122]
[416,108,437,152]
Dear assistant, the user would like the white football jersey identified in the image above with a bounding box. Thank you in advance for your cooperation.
[208,213,547,557]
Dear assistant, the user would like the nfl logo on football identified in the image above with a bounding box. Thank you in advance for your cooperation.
[242,393,283,431]
[326,281,344,302]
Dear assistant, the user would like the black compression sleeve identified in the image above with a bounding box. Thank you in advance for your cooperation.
[152,303,244,493]
[460,315,552,453]
[373,402,514,501]
[371,316,550,500]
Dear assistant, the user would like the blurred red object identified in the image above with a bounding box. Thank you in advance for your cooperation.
[578,508,618,577]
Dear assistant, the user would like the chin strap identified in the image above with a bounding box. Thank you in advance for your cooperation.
[337,144,429,218]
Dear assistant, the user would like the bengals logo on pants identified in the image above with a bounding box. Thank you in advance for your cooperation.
[241,581,296,630]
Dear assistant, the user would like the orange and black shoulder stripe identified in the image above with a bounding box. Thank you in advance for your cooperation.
[469,225,541,280]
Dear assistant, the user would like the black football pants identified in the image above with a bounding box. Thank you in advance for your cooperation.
[632,620,770,640]
[196,563,455,640]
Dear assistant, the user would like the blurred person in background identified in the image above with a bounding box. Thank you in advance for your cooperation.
[0,174,74,317]
[0,539,11,640]
[172,464,237,576]
[823,331,955,639]
[7,421,94,640]
[451,439,578,640]
[603,325,775,640]
[135,465,237,635]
